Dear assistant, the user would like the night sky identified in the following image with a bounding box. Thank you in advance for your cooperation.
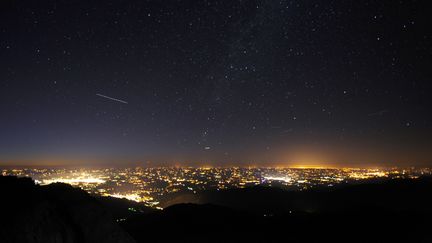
[1,0,431,167]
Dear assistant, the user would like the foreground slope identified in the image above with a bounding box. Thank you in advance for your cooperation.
[0,176,135,243]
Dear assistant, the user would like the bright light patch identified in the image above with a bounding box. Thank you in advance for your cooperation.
[42,177,106,185]
[264,176,292,183]
[110,193,141,202]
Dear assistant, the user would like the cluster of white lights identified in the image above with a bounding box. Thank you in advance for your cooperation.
[110,193,141,202]
[263,176,292,183]
[41,177,106,185]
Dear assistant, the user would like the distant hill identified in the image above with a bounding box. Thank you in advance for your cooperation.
[0,176,136,243]
[122,177,432,243]
[199,177,432,213]
[159,178,432,213]
[94,195,156,220]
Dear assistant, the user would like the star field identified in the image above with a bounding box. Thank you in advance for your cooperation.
[1,0,431,166]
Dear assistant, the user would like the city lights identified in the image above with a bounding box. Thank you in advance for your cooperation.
[2,166,430,208]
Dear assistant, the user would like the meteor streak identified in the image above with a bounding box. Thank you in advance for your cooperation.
[96,93,128,104]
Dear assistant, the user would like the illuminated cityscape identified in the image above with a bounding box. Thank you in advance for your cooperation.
[2,166,430,208]
[1,0,431,241]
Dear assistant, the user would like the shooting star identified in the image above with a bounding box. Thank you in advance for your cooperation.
[96,93,128,104]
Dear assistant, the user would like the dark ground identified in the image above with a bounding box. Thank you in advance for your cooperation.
[1,176,431,243]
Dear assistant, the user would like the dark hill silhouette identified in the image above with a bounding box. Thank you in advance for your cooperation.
[204,178,432,214]
[0,176,136,243]
[95,195,156,220]
[122,177,432,243]
[2,175,432,243]
[159,178,432,214]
